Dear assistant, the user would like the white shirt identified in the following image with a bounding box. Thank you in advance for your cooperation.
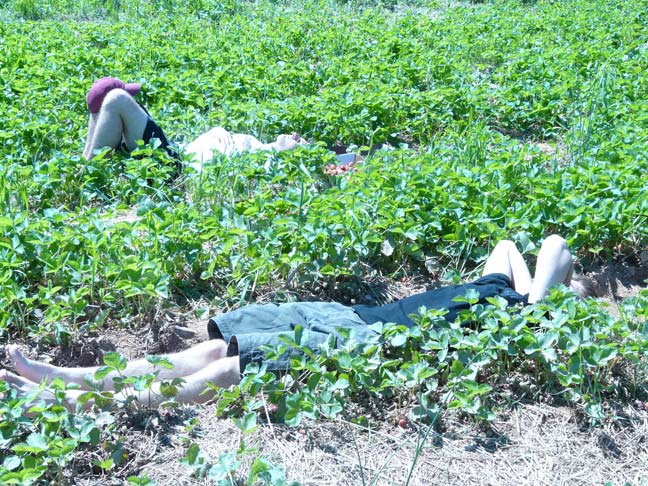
[184,127,301,170]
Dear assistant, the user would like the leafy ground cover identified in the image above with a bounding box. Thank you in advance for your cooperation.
[1,0,648,484]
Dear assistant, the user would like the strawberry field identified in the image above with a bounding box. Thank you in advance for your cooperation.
[1,0,648,484]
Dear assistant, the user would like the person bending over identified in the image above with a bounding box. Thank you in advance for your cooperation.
[82,77,307,163]
[1,235,594,410]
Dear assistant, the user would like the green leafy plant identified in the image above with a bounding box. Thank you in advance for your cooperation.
[1,0,648,482]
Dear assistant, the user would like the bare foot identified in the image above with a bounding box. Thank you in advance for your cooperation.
[0,369,11,393]
[0,368,79,412]
[7,345,33,379]
[1,368,38,388]
[0,369,49,403]
[6,344,55,384]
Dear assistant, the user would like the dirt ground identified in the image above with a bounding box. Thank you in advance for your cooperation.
[89,399,648,486]
[5,260,648,485]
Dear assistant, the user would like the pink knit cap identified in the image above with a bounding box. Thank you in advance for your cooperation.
[86,77,141,113]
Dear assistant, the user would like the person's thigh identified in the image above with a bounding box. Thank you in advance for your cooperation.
[208,303,300,341]
[289,301,375,343]
[99,89,149,151]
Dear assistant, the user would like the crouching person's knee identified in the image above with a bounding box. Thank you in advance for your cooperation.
[493,239,517,253]
[543,234,568,251]
[100,88,134,112]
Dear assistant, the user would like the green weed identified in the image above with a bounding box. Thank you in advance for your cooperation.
[1,0,648,483]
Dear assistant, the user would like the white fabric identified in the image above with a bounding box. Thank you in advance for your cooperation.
[184,127,300,171]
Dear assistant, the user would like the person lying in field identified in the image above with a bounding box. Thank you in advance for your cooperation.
[82,77,308,163]
[1,235,595,410]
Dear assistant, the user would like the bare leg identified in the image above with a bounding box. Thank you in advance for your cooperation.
[0,369,43,395]
[527,234,574,303]
[0,369,83,412]
[82,89,149,160]
[82,113,99,158]
[482,240,533,295]
[131,356,241,407]
[6,340,228,391]
[0,355,240,410]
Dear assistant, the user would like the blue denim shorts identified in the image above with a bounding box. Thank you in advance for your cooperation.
[208,302,373,372]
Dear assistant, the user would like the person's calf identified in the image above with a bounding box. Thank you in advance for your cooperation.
[171,356,241,405]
